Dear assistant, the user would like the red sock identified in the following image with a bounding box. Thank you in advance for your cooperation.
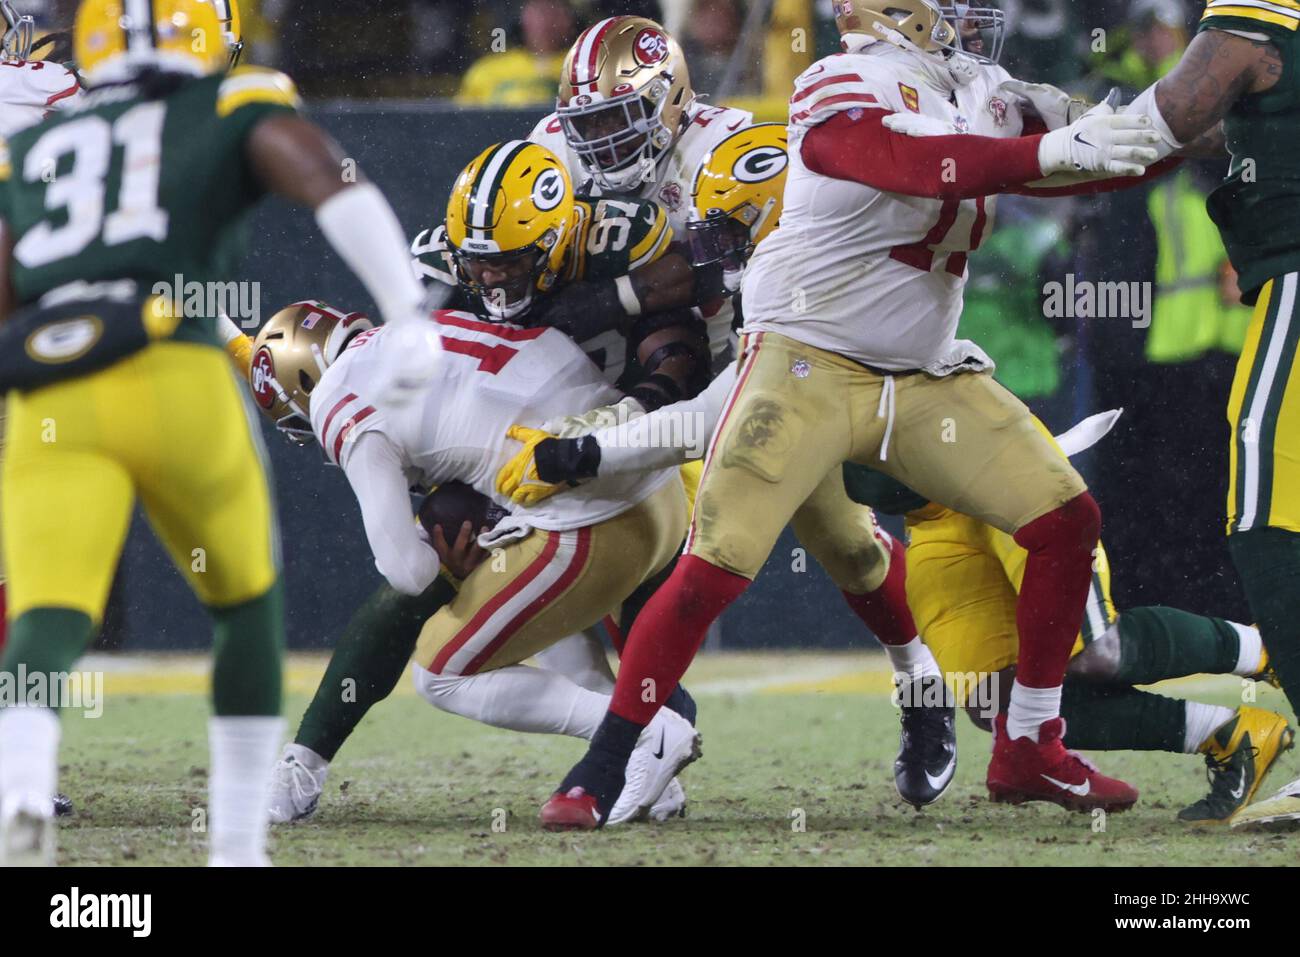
[1012,492,1101,688]
[609,555,749,725]
[839,531,917,646]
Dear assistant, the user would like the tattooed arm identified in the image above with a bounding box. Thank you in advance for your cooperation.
[1150,29,1282,146]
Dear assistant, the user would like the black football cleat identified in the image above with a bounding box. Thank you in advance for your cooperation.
[893,674,957,809]
[52,793,74,817]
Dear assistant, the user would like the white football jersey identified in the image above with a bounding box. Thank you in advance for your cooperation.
[740,45,1025,371]
[529,100,754,359]
[310,311,676,535]
[0,59,80,138]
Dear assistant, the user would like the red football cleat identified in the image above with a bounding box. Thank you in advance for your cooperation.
[987,714,1138,812]
[540,787,602,831]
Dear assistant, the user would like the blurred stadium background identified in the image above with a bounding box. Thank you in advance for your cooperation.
[11,0,1255,653]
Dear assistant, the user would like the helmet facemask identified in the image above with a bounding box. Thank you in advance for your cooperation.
[1,0,34,62]
[451,232,559,322]
[558,77,679,193]
[687,203,772,295]
[938,5,1006,67]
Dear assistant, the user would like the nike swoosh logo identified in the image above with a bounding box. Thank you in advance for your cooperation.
[1041,773,1091,796]
[1072,131,1094,149]
[925,755,956,791]
[726,119,745,131]
[1230,770,1246,800]
[653,729,666,760]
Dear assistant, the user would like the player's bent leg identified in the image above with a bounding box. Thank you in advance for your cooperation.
[1068,606,1266,684]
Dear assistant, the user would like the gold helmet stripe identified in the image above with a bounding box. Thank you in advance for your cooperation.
[568,16,623,93]
[466,139,529,236]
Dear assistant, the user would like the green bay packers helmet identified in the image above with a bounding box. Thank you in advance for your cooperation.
[832,1,1005,66]
[212,0,242,66]
[75,0,228,80]
[1,1,34,62]
[687,123,788,288]
[444,140,575,322]
[249,301,373,442]
[557,16,693,192]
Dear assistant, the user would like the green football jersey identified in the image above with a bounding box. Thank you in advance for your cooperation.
[1196,1,1300,302]
[0,65,301,343]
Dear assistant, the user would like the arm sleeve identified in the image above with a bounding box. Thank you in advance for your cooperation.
[800,109,1046,200]
[591,360,738,473]
[343,430,441,596]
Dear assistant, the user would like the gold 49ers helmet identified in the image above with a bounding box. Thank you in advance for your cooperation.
[249,301,374,442]
[75,0,228,80]
[1,1,34,62]
[687,123,788,288]
[832,0,1005,65]
[557,16,693,192]
[444,140,575,322]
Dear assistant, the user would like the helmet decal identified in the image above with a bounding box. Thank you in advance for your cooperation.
[732,146,788,184]
[531,168,566,212]
[250,346,278,410]
[632,27,669,66]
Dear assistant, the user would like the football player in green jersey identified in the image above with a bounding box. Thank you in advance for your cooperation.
[0,0,442,865]
[1120,0,1300,829]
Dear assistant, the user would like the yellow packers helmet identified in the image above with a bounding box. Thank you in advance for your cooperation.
[1,1,34,62]
[212,0,241,66]
[444,140,575,322]
[557,16,692,192]
[248,300,374,442]
[75,0,228,81]
[832,1,1004,65]
[687,123,788,287]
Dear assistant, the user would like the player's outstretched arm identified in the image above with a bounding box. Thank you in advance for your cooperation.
[1129,28,1282,159]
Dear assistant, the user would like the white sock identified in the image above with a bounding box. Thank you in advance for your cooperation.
[1229,621,1264,676]
[413,662,610,739]
[884,636,941,686]
[283,741,328,772]
[1005,680,1062,742]
[208,716,285,866]
[1184,702,1236,754]
[533,629,616,694]
[0,708,60,814]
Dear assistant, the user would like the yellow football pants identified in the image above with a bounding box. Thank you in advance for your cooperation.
[2,340,280,623]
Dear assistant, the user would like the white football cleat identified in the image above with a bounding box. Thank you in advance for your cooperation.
[606,709,701,825]
[268,744,329,824]
[1231,774,1300,831]
[1,794,54,866]
[647,777,687,822]
[209,853,272,867]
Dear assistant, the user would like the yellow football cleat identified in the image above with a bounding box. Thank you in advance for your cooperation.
[496,425,564,507]
[1177,706,1295,824]
[1231,775,1300,832]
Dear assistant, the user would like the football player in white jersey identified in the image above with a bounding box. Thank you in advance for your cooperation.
[289,303,698,826]
[539,0,1168,828]
[0,2,80,139]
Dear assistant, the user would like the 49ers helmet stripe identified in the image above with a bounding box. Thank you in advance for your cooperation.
[467,140,530,235]
[569,16,620,91]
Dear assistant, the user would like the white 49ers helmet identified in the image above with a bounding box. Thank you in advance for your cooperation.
[833,1,1006,80]
[248,300,373,443]
[557,16,693,193]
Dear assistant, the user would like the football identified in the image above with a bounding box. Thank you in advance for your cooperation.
[416,480,506,539]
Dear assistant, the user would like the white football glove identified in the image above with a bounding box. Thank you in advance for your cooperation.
[372,318,443,410]
[998,79,1090,131]
[541,396,645,438]
[1038,91,1161,178]
[881,112,959,137]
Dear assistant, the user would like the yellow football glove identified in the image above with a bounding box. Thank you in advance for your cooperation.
[497,425,565,507]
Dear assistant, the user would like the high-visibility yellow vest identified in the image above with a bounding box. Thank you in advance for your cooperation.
[1146,169,1253,363]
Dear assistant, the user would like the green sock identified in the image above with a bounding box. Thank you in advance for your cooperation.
[1230,527,1300,719]
[0,608,95,704]
[211,580,285,716]
[1060,679,1186,752]
[1113,606,1241,685]
[295,577,457,761]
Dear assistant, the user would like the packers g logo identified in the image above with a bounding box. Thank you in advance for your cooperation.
[25,315,103,364]
[250,345,278,409]
[633,28,669,66]
[732,145,788,184]
[532,168,565,211]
